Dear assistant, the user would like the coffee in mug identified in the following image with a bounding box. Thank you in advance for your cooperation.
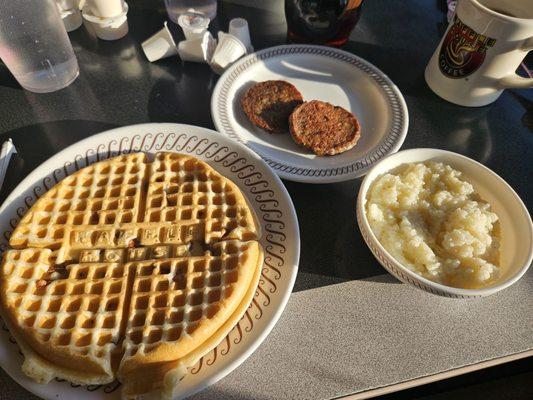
[425,0,533,107]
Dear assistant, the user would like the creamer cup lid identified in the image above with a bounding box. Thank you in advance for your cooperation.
[178,11,210,32]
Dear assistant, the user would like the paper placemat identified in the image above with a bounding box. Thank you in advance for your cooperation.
[1,271,531,400]
[189,270,533,400]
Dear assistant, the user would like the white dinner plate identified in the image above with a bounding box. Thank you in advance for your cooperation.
[0,123,300,400]
[211,44,409,183]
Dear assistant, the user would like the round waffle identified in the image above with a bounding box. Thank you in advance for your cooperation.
[0,152,263,398]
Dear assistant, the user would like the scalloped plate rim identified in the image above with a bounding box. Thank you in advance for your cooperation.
[211,44,409,183]
[0,123,300,400]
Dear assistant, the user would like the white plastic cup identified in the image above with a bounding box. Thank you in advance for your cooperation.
[91,16,128,41]
[229,18,253,53]
[86,0,125,17]
[61,7,83,32]
[56,0,79,11]
[178,31,216,63]
[82,2,129,41]
[210,32,247,74]
[178,11,210,40]
[142,21,178,62]
[164,0,217,23]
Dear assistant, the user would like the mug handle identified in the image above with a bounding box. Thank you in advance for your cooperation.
[499,37,533,89]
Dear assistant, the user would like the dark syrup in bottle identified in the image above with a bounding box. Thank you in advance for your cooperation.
[285,0,364,46]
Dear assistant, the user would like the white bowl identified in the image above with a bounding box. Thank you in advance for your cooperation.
[356,148,533,298]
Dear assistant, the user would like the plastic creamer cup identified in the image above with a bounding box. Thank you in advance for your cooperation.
[87,0,126,18]
[178,31,217,63]
[55,0,82,31]
[60,7,83,32]
[210,32,247,74]
[56,0,79,11]
[229,18,253,53]
[178,11,210,40]
[142,21,178,62]
[82,2,129,41]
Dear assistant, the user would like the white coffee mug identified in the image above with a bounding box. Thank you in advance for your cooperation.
[425,0,533,107]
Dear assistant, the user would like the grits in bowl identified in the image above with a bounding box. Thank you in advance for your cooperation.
[365,162,500,289]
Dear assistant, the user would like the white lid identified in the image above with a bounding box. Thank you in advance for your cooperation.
[82,3,129,40]
[178,11,210,32]
[82,1,128,24]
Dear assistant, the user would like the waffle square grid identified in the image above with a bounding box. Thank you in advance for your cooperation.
[0,152,262,397]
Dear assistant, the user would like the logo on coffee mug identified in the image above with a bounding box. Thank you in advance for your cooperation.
[439,16,496,79]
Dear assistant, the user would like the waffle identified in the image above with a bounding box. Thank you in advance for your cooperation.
[144,152,259,243]
[1,248,129,384]
[0,152,263,399]
[9,153,148,251]
[119,241,263,399]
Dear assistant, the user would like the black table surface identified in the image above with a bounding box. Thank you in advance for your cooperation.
[0,0,531,399]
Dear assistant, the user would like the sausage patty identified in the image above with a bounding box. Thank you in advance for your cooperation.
[241,80,304,134]
[289,100,361,156]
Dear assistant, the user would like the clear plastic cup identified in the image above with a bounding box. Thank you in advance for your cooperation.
[164,0,217,23]
[0,0,79,93]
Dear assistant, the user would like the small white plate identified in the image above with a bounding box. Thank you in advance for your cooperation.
[357,148,533,298]
[0,123,300,399]
[211,44,409,183]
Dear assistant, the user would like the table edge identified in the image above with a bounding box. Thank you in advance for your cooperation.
[335,349,533,400]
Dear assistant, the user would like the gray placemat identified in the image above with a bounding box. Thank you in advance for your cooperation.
[189,271,533,400]
[1,271,531,400]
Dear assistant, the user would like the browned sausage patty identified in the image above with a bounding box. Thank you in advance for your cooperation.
[241,80,304,134]
[289,100,361,156]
